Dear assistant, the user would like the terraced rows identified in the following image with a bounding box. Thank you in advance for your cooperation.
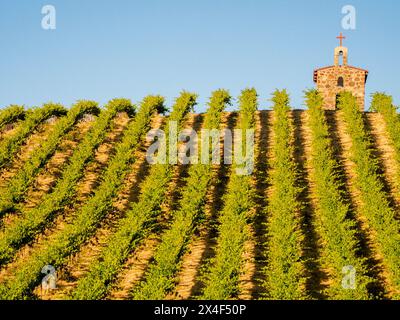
[0,90,399,300]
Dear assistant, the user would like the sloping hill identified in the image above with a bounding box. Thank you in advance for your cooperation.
[0,92,399,300]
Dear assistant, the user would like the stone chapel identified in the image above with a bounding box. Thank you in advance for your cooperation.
[313,33,368,111]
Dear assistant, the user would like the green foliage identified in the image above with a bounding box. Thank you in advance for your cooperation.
[106,98,136,117]
[71,91,198,300]
[338,91,400,295]
[0,98,139,267]
[131,89,230,300]
[0,105,25,130]
[238,88,258,130]
[305,89,372,299]
[262,89,305,299]
[203,89,231,130]
[0,100,100,215]
[0,103,67,168]
[0,95,162,299]
[201,88,257,299]
[371,92,400,186]
[369,92,394,113]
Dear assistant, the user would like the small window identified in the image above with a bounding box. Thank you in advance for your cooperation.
[338,51,344,65]
[337,77,344,87]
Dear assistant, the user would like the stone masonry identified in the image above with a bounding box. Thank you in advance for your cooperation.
[313,35,368,111]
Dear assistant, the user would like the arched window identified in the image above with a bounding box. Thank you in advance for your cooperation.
[337,76,344,87]
[338,51,344,65]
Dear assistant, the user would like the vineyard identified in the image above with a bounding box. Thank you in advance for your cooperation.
[0,89,399,300]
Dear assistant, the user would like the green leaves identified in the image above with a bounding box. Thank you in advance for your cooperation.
[131,89,230,300]
[0,99,132,266]
[370,92,394,113]
[370,92,400,190]
[201,88,257,299]
[0,105,25,130]
[262,89,305,300]
[0,96,159,299]
[305,89,371,299]
[71,91,198,300]
[339,91,400,296]
[106,98,136,117]
[0,100,100,215]
[238,88,258,130]
[0,103,67,169]
[204,89,231,130]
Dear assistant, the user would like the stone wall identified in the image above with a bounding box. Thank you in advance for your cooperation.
[315,66,367,111]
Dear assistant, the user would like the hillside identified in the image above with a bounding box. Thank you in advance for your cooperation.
[0,93,399,300]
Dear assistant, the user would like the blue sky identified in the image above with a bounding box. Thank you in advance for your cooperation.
[0,0,399,112]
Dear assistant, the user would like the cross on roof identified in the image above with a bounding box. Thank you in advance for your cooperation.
[336,32,346,47]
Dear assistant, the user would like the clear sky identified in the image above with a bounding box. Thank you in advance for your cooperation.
[0,0,399,112]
